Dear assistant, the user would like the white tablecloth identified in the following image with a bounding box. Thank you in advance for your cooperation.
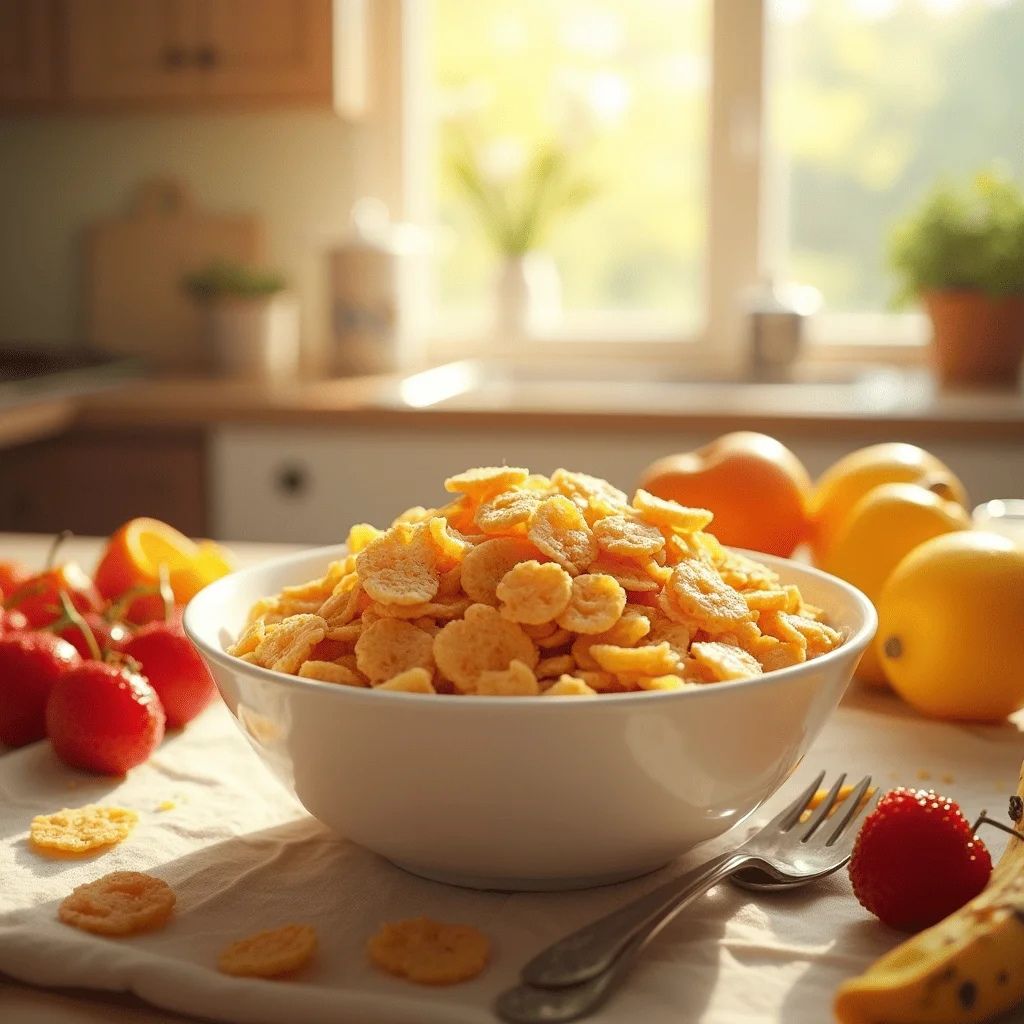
[3,686,1024,1024]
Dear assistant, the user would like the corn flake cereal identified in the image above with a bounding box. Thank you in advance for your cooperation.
[31,805,138,854]
[367,916,490,985]
[543,676,598,697]
[556,573,627,635]
[355,618,434,684]
[461,537,542,605]
[496,560,573,624]
[219,924,317,978]
[59,871,175,936]
[527,495,597,576]
[433,604,538,692]
[230,464,842,698]
[691,641,763,681]
[476,659,539,696]
[376,667,436,693]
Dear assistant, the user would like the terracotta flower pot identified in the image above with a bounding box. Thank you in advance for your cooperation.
[924,289,1024,387]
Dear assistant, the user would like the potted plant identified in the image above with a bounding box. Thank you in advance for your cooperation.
[183,260,299,381]
[888,169,1024,387]
[447,134,597,345]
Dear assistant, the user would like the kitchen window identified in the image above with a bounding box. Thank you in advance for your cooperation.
[382,0,1024,362]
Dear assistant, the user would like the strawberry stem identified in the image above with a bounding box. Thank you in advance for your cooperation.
[971,810,1024,843]
[107,583,160,623]
[57,590,102,661]
[45,530,74,571]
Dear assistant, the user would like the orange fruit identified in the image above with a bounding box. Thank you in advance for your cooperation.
[94,519,232,623]
[809,443,968,566]
[876,531,1024,721]
[821,483,971,686]
[637,431,812,557]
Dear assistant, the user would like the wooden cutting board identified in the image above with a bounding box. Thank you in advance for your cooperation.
[85,178,264,372]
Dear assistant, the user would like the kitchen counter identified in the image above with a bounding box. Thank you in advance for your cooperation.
[71,362,1024,441]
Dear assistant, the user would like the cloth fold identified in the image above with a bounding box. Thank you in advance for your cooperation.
[2,691,1024,1024]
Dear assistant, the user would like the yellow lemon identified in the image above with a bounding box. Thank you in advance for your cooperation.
[877,531,1024,721]
[822,483,971,686]
[809,443,969,565]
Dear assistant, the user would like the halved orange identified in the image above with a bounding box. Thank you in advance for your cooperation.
[94,519,232,622]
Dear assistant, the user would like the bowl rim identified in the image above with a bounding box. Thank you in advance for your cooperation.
[183,543,877,711]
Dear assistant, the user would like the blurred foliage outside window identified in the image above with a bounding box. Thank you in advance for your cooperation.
[770,0,1024,315]
[432,0,709,335]
[432,0,1024,337]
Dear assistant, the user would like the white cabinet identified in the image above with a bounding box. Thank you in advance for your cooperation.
[209,424,1024,544]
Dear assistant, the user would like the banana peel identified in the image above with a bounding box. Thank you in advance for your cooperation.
[835,762,1024,1024]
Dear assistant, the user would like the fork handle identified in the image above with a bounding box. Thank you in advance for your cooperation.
[520,851,751,989]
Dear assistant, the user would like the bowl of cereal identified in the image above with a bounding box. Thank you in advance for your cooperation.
[184,467,876,891]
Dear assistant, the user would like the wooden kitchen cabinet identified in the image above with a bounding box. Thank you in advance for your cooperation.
[2,0,358,113]
[0,427,207,538]
[0,0,57,108]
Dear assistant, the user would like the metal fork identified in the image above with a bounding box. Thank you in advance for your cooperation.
[496,771,877,1024]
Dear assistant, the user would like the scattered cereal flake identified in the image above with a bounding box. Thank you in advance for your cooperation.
[461,537,543,605]
[592,515,666,559]
[586,553,661,592]
[571,608,652,670]
[556,573,627,635]
[432,604,538,692]
[356,524,440,606]
[635,675,694,691]
[157,801,176,812]
[31,805,138,854]
[298,660,369,687]
[574,670,619,692]
[476,659,539,696]
[367,916,490,985]
[535,654,576,679]
[251,614,328,674]
[444,467,529,501]
[474,490,543,535]
[542,676,598,697]
[376,667,436,694]
[59,871,175,936]
[917,769,931,781]
[496,560,573,625]
[591,642,680,677]
[667,559,754,633]
[631,489,714,532]
[942,774,954,784]
[219,924,317,978]
[527,495,597,576]
[690,641,763,681]
[355,618,435,684]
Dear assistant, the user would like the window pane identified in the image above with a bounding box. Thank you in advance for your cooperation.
[769,0,1024,315]
[432,0,709,334]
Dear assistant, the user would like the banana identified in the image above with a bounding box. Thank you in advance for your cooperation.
[835,762,1024,1024]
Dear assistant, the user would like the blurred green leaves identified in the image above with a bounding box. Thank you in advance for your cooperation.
[182,260,288,302]
[888,167,1024,307]
[446,131,599,257]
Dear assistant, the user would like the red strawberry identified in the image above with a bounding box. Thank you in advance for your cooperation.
[7,563,104,629]
[46,661,165,774]
[1,607,29,633]
[0,559,31,597]
[0,632,81,747]
[118,620,217,728]
[55,613,130,661]
[848,787,992,932]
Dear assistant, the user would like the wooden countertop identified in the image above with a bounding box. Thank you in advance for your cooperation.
[59,366,1024,440]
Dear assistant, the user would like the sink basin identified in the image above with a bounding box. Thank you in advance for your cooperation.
[382,358,933,416]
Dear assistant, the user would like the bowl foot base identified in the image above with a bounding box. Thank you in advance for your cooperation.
[387,858,669,892]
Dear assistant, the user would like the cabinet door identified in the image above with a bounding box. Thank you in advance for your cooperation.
[65,0,199,103]
[0,0,56,105]
[195,0,332,103]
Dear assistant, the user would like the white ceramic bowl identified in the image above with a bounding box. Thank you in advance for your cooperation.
[184,546,876,891]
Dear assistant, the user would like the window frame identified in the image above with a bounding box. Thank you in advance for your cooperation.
[367,0,927,368]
